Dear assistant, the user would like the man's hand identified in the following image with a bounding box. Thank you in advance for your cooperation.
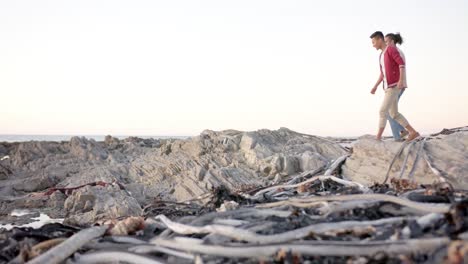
[370,86,377,94]
[397,80,406,89]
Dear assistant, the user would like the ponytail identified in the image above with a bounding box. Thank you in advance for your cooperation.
[385,33,404,45]
[394,33,403,45]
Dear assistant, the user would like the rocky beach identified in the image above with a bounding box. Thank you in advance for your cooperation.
[0,126,467,263]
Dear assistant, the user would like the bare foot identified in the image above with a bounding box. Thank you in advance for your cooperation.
[406,132,420,142]
[376,136,382,141]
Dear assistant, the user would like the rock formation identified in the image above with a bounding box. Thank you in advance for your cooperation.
[0,128,347,225]
[1,127,466,226]
[342,129,468,189]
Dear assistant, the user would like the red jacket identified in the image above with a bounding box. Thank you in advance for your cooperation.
[380,45,406,88]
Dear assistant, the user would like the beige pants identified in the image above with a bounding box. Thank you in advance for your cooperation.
[379,88,409,129]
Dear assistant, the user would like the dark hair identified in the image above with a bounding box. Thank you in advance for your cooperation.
[370,31,384,40]
[385,33,404,45]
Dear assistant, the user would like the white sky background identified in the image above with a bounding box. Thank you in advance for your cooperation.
[1,0,467,137]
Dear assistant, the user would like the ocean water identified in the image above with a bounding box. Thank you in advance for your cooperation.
[0,135,188,142]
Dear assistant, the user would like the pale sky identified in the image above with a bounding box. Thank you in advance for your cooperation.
[1,0,467,137]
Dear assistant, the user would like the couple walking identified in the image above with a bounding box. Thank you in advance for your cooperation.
[370,31,420,142]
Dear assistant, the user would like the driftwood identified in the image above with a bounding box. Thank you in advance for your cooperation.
[407,137,427,181]
[324,154,349,176]
[151,237,451,258]
[245,154,355,201]
[2,132,467,263]
[188,208,292,226]
[251,175,368,199]
[398,140,416,179]
[401,213,445,238]
[2,181,466,263]
[71,251,167,264]
[40,181,123,196]
[154,214,416,244]
[316,200,379,216]
[26,225,108,264]
[256,193,451,213]
[129,245,195,260]
[284,164,326,185]
[383,141,409,184]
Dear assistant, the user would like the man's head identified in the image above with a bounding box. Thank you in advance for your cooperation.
[370,31,385,50]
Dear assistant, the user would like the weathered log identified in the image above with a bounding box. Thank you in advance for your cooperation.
[257,193,451,214]
[26,225,108,264]
[71,251,167,264]
[151,237,450,258]
[155,214,416,244]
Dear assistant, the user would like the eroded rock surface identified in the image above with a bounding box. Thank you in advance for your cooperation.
[342,130,468,189]
[2,127,466,226]
[0,128,346,225]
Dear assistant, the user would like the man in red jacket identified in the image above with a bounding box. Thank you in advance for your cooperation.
[369,31,420,142]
